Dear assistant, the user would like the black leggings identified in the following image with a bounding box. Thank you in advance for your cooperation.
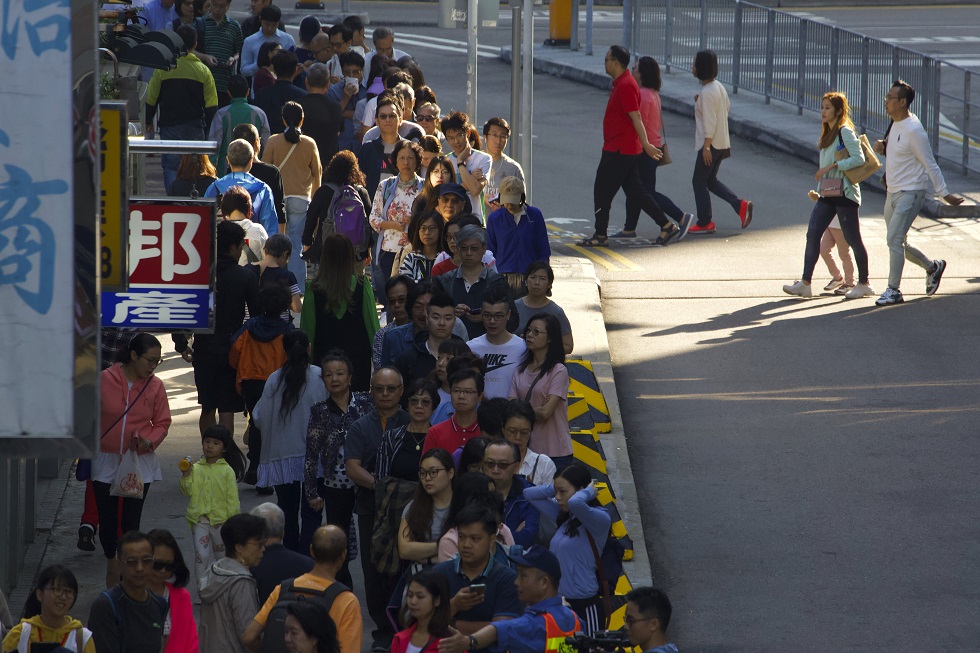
[93,480,150,558]
[801,197,869,284]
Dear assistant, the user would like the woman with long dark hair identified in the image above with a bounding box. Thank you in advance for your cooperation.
[1,566,93,652]
[304,349,374,577]
[509,314,571,469]
[411,155,463,221]
[300,234,380,391]
[394,211,444,281]
[253,41,282,96]
[782,91,874,300]
[263,101,322,285]
[688,49,753,234]
[390,570,452,653]
[94,332,172,587]
[398,448,455,567]
[303,150,373,264]
[615,56,694,242]
[524,463,611,635]
[252,329,328,551]
[147,529,199,653]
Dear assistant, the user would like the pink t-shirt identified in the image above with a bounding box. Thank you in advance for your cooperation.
[638,87,664,148]
[509,364,571,458]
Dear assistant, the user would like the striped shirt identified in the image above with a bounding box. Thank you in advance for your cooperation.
[202,14,243,92]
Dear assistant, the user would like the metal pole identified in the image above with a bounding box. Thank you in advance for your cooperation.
[341,0,350,13]
[511,2,522,161]
[571,0,580,51]
[467,0,478,121]
[521,0,533,202]
[585,0,593,55]
[622,0,632,52]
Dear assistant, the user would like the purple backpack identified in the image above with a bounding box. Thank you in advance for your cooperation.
[326,183,369,250]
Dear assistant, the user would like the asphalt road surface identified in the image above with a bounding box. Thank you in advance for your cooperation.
[253,5,980,650]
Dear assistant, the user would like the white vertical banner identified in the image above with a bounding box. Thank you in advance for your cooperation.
[0,0,76,443]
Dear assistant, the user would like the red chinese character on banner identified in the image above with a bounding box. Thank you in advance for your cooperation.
[128,204,211,286]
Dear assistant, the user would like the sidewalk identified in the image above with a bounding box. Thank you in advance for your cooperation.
[500,43,980,218]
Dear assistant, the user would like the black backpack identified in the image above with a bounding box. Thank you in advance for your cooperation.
[261,579,351,653]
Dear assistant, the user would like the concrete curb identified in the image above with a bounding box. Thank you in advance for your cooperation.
[501,47,980,220]
[551,256,654,587]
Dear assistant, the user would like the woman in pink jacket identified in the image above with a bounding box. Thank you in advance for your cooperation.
[93,333,172,587]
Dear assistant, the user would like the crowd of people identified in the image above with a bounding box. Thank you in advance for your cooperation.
[0,4,687,652]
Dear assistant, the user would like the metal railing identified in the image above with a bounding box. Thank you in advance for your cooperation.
[629,0,979,176]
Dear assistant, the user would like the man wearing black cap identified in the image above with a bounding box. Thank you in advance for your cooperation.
[436,183,468,222]
[438,546,580,653]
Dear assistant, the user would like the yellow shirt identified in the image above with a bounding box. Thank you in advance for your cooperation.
[1,616,96,653]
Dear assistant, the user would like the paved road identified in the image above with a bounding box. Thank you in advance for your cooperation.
[362,15,980,652]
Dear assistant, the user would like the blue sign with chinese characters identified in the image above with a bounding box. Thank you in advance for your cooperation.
[102,287,211,329]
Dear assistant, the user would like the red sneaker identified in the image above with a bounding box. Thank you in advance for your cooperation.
[739,200,753,229]
[688,221,716,234]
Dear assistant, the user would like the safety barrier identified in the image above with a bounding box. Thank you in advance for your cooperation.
[629,0,980,176]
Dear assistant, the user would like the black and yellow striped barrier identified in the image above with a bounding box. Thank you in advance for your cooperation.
[565,359,636,630]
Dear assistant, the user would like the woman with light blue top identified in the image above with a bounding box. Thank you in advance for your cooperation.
[523,462,611,636]
[252,328,327,552]
[783,91,874,299]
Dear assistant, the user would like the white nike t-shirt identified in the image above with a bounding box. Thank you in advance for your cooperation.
[466,334,528,399]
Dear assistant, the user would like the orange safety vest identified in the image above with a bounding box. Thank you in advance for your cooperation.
[543,610,581,653]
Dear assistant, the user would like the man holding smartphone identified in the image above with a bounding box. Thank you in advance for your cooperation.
[431,506,521,649]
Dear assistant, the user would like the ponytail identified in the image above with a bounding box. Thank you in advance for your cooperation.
[282,101,304,144]
[277,328,311,420]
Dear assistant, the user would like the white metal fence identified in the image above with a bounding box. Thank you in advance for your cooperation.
[629,0,979,176]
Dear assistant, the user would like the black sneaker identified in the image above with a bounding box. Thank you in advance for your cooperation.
[77,525,96,551]
[654,224,681,246]
[926,259,946,296]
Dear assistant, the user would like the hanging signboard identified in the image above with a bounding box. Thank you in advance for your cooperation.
[100,101,129,292]
[101,199,216,331]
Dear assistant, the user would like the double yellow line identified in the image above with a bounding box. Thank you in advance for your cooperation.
[547,224,643,271]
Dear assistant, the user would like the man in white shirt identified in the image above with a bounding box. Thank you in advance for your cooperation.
[325,23,353,83]
[873,79,964,306]
[482,117,525,214]
[343,15,370,57]
[362,26,410,85]
[442,111,492,221]
[240,5,296,78]
[467,287,526,399]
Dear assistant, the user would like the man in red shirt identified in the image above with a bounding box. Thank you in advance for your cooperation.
[580,45,675,247]
[424,368,483,453]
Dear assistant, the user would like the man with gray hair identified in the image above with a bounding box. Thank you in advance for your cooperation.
[249,502,314,604]
[362,26,410,84]
[298,62,344,170]
[205,139,280,236]
[436,223,509,339]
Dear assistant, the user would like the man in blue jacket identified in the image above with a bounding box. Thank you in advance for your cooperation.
[205,139,279,236]
[486,176,550,296]
[483,439,539,548]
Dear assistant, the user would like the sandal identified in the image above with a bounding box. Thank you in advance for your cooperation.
[654,224,681,246]
[577,235,608,247]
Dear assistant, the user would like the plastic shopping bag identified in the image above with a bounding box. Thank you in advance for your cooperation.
[110,450,144,498]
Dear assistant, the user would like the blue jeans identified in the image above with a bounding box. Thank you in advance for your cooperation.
[160,122,205,194]
[285,196,310,283]
[882,190,930,290]
[625,153,686,231]
[801,197,869,285]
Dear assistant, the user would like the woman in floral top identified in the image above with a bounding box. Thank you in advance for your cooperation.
[303,349,374,585]
[370,140,425,290]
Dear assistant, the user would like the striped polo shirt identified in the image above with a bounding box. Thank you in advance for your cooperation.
[202,14,243,92]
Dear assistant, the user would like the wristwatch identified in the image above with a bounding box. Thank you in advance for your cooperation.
[469,635,478,650]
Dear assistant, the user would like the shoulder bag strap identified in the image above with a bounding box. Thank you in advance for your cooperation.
[523,368,546,403]
[101,378,152,439]
[276,142,299,171]
[585,530,613,628]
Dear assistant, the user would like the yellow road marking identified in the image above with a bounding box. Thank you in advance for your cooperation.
[597,247,643,271]
[566,243,623,271]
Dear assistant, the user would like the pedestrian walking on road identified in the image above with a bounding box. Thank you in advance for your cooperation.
[688,50,753,235]
[818,218,856,294]
[580,45,672,247]
[782,92,874,299]
[614,56,694,242]
[872,79,964,306]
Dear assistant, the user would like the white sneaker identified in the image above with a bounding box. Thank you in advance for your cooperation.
[782,280,812,297]
[844,283,875,299]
